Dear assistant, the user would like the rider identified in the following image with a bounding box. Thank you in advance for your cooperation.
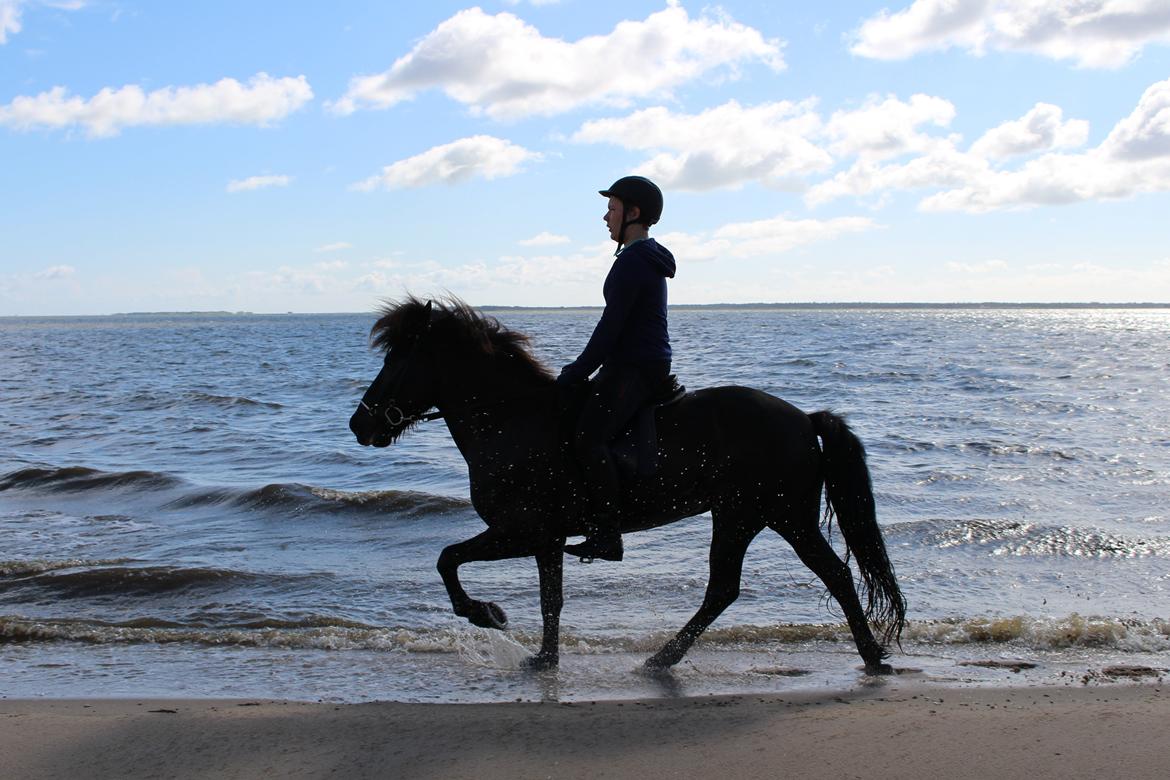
[557,176,676,562]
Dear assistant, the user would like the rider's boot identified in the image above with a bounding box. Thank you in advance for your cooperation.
[565,440,624,562]
[564,509,623,562]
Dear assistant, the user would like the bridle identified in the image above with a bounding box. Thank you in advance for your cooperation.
[358,334,444,428]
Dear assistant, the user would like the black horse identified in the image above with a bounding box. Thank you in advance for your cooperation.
[349,297,906,672]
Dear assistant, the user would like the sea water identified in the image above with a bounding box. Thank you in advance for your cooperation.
[2,307,1168,702]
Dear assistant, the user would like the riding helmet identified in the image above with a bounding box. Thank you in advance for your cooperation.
[600,176,663,226]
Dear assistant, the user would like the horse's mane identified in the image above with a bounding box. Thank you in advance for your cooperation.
[370,296,555,382]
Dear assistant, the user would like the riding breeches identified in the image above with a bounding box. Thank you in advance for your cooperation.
[572,360,670,517]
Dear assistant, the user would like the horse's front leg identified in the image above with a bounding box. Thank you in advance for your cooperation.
[437,529,533,630]
[524,544,566,670]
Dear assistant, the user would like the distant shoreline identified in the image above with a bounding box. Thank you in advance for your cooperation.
[3,302,1170,319]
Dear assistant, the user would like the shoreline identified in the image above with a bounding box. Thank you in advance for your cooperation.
[4,683,1169,779]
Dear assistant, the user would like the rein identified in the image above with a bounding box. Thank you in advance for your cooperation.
[361,384,556,428]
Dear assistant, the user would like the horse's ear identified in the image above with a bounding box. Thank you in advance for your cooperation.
[423,300,433,331]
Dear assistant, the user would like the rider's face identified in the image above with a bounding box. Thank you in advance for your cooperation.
[603,196,623,241]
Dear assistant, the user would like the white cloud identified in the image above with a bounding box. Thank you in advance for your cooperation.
[226,174,292,193]
[573,100,829,191]
[573,94,961,192]
[1,0,22,44]
[0,0,85,45]
[315,241,353,253]
[330,2,784,119]
[1099,78,1170,160]
[353,135,540,190]
[969,102,1089,159]
[809,79,1170,213]
[519,232,570,246]
[807,138,987,205]
[825,93,957,160]
[0,73,313,137]
[33,264,75,279]
[658,215,881,262]
[921,79,1170,212]
[851,0,1170,69]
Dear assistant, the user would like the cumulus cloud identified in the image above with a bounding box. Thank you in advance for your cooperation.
[226,174,292,193]
[1,0,22,44]
[969,102,1089,159]
[1099,78,1170,160]
[806,139,988,206]
[825,93,957,160]
[807,80,1170,213]
[353,135,540,190]
[920,79,1170,212]
[658,215,881,262]
[850,0,1170,69]
[0,73,313,137]
[574,94,962,191]
[573,100,829,190]
[330,1,784,119]
[519,232,570,246]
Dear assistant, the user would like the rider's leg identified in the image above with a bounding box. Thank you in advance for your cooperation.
[565,370,631,560]
[565,361,669,561]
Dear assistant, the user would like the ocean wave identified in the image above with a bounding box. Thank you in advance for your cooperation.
[961,440,1079,461]
[0,558,136,578]
[120,390,283,411]
[166,483,471,517]
[4,564,273,597]
[0,465,183,494]
[0,616,464,652]
[186,391,283,410]
[3,614,1167,654]
[900,518,1170,558]
[0,465,470,521]
[909,614,1170,652]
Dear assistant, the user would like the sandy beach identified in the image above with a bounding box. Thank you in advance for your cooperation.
[3,683,1168,779]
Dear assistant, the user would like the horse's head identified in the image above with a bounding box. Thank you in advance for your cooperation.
[350,299,439,447]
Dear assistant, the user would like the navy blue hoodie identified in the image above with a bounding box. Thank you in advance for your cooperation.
[558,238,676,384]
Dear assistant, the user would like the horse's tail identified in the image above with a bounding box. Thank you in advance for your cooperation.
[809,410,907,646]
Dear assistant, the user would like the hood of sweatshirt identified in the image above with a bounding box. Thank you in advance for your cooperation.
[630,238,676,279]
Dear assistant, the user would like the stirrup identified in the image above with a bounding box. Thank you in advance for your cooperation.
[564,535,623,563]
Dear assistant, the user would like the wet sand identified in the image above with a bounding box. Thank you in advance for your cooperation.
[3,683,1168,779]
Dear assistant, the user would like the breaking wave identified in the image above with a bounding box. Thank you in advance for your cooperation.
[3,614,1168,654]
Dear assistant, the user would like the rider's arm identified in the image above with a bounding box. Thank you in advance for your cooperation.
[557,256,642,384]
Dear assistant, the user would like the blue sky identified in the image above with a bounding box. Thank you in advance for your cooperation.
[2,0,1169,315]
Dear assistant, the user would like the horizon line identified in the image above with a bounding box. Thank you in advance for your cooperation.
[4,301,1170,318]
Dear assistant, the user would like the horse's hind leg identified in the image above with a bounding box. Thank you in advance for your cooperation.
[776,519,890,671]
[645,515,760,670]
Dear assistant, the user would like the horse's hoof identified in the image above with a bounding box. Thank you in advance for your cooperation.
[522,652,558,671]
[864,662,895,676]
[466,600,508,630]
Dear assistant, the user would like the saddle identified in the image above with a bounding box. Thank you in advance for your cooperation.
[560,374,687,480]
[608,375,687,479]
